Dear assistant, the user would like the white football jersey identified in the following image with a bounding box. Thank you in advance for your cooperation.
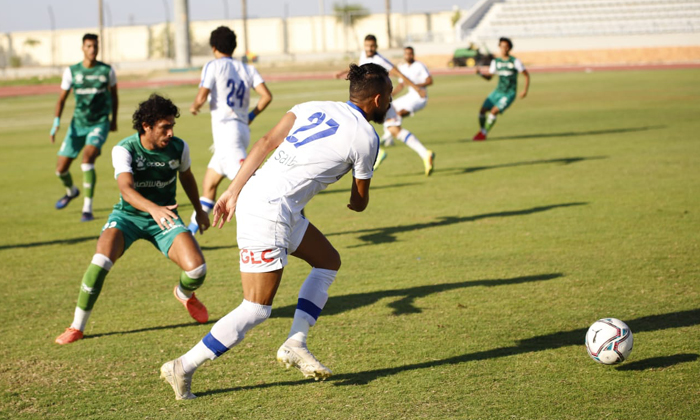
[359,51,395,72]
[397,61,431,97]
[243,101,380,214]
[199,57,264,123]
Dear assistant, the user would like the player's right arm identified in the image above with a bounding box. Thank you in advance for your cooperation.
[388,67,426,98]
[248,76,273,125]
[116,172,179,230]
[348,178,371,212]
[50,68,73,143]
[190,87,210,116]
[476,59,496,81]
[213,112,297,228]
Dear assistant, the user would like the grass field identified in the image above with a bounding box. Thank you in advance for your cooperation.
[1,68,699,419]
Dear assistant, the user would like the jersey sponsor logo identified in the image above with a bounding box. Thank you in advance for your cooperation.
[85,74,107,83]
[240,249,275,264]
[133,176,176,189]
[75,87,106,95]
[273,149,297,167]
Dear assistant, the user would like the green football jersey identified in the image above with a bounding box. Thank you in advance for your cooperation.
[63,61,114,126]
[112,133,189,217]
[490,56,525,94]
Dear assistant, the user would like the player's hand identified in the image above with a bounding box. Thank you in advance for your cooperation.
[149,204,179,230]
[50,117,60,144]
[519,90,528,99]
[110,120,118,132]
[190,104,199,116]
[212,190,237,229]
[334,71,345,79]
[50,131,58,144]
[417,87,427,98]
[195,209,210,234]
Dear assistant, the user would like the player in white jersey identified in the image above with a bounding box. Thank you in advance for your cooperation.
[160,63,392,400]
[336,35,434,176]
[187,26,272,234]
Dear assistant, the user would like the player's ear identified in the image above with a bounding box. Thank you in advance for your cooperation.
[372,93,381,108]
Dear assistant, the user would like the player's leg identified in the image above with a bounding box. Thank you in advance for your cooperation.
[474,94,495,140]
[188,168,223,234]
[167,231,209,323]
[79,144,101,222]
[55,226,126,344]
[389,124,435,176]
[162,269,279,400]
[55,122,82,209]
[484,106,501,133]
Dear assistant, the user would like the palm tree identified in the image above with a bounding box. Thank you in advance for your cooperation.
[333,2,370,53]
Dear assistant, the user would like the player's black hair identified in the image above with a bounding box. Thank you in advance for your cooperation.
[364,34,377,43]
[82,33,98,44]
[499,37,513,49]
[404,46,414,52]
[210,26,237,55]
[132,94,180,134]
[346,63,389,100]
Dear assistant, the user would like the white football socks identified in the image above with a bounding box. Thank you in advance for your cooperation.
[286,268,337,344]
[397,129,429,159]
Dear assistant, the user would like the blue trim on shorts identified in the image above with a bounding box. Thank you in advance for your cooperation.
[297,298,322,320]
[202,332,229,357]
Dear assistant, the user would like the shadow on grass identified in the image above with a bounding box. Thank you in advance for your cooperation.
[468,126,665,142]
[0,235,99,251]
[615,354,699,371]
[271,273,563,318]
[326,202,586,246]
[318,182,421,195]
[435,156,606,176]
[197,308,700,396]
[200,244,238,251]
[84,319,217,340]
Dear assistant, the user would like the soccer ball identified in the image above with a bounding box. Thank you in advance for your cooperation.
[585,318,633,365]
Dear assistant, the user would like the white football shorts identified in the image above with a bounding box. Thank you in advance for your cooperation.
[384,93,428,127]
[208,119,250,179]
[235,188,309,273]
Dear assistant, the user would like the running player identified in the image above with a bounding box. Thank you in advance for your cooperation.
[160,63,390,400]
[187,26,272,235]
[55,94,211,345]
[336,35,433,175]
[472,37,530,141]
[51,33,118,222]
[382,46,435,175]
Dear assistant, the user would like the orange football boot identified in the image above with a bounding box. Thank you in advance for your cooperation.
[55,327,83,344]
[173,286,209,323]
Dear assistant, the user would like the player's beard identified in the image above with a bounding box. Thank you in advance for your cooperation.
[371,105,389,124]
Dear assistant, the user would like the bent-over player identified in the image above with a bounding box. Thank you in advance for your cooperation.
[55,94,211,345]
[160,63,390,400]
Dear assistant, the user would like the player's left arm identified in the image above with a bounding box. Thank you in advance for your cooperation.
[418,75,433,88]
[109,67,118,131]
[392,80,405,97]
[348,178,371,212]
[190,87,210,116]
[213,112,297,228]
[520,70,530,99]
[389,67,426,98]
[248,82,272,125]
[179,167,210,233]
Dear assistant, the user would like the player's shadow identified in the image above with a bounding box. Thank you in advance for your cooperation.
[271,273,563,319]
[435,156,606,176]
[615,354,699,371]
[319,182,420,195]
[0,235,99,251]
[326,202,586,246]
[83,320,217,340]
[466,125,665,142]
[198,308,700,396]
[200,244,238,251]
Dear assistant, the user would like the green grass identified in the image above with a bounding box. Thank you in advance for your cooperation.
[1,69,699,419]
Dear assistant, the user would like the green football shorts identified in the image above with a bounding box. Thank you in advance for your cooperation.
[58,119,111,158]
[483,90,517,113]
[102,209,189,258]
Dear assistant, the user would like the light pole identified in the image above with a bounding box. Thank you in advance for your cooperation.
[385,0,392,48]
[174,0,191,67]
[48,5,55,68]
[242,0,249,54]
[162,0,171,59]
[98,0,104,61]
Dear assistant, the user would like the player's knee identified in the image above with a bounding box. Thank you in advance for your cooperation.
[326,249,341,271]
[180,263,207,291]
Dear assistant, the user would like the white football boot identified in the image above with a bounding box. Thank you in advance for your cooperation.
[160,358,196,400]
[277,342,332,381]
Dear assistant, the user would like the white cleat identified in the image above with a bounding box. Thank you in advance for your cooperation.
[277,343,332,381]
[160,358,196,400]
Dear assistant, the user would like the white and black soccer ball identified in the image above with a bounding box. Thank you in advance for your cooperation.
[585,318,633,365]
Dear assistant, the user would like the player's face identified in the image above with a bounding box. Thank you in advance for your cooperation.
[145,117,176,149]
[371,77,393,124]
[83,39,98,61]
[364,40,377,57]
[403,49,415,63]
[499,41,511,56]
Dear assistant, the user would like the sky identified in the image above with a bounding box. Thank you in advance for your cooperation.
[0,0,477,33]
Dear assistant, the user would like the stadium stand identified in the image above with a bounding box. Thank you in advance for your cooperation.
[468,0,700,40]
